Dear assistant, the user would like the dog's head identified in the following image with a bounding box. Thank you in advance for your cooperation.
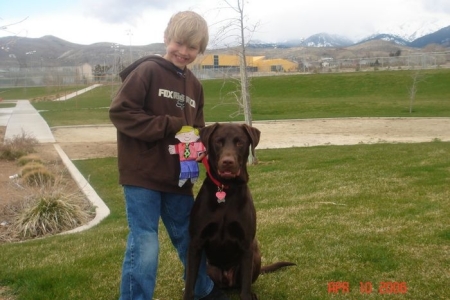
[200,123,260,183]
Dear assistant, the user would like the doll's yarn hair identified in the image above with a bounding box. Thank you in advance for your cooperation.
[177,125,199,136]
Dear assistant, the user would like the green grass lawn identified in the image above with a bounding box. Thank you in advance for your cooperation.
[1,143,449,299]
[4,68,448,126]
[0,85,86,101]
[203,69,450,121]
[1,69,449,299]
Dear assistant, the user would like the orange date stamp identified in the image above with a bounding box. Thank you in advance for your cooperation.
[327,281,407,294]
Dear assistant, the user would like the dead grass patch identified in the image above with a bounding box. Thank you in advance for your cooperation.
[0,131,38,161]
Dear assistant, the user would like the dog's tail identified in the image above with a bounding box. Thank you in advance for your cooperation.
[260,261,296,274]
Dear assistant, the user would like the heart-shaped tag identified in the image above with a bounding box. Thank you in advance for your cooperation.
[216,191,226,203]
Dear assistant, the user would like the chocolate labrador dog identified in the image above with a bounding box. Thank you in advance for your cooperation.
[183,123,294,300]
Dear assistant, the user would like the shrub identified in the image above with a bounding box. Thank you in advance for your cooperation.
[12,188,91,238]
[2,170,94,241]
[20,162,46,176]
[21,167,55,186]
[0,131,38,161]
[17,154,43,166]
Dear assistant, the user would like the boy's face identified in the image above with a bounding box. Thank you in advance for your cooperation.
[164,39,200,69]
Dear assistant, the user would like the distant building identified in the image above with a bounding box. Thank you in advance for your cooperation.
[191,54,298,73]
[80,63,93,83]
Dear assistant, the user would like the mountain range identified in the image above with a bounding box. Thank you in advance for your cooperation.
[0,24,449,69]
[249,25,450,48]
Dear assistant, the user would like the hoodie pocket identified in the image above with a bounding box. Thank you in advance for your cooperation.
[138,141,180,184]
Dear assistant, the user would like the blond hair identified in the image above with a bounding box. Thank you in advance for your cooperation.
[177,126,199,136]
[164,11,209,54]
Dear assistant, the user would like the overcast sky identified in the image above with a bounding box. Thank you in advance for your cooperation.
[1,0,450,47]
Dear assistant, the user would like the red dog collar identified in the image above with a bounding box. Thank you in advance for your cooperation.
[201,156,228,203]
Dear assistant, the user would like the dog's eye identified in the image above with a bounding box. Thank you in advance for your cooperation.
[214,138,224,146]
[236,140,244,147]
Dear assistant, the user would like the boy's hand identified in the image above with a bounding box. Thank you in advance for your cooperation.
[168,145,176,154]
[196,152,206,162]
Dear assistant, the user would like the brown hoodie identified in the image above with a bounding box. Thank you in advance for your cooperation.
[109,55,205,195]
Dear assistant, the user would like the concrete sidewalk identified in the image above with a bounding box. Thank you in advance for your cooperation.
[2,84,103,142]
[4,100,56,143]
[55,84,102,101]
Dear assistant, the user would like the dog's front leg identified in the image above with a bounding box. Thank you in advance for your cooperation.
[239,249,258,300]
[183,244,202,300]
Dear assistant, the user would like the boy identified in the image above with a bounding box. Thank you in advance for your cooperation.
[109,11,228,300]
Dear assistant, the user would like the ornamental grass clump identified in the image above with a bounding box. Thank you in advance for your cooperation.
[20,161,46,176]
[17,153,43,166]
[13,189,90,238]
[21,166,55,186]
[2,167,94,242]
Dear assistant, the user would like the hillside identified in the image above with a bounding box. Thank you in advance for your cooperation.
[0,34,448,70]
[0,35,166,68]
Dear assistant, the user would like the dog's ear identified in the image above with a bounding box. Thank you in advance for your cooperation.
[199,123,220,149]
[242,124,261,155]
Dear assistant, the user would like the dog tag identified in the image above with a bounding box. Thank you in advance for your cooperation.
[216,191,226,203]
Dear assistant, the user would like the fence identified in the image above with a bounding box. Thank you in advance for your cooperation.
[1,52,449,88]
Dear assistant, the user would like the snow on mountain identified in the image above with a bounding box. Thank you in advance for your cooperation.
[376,17,450,42]
[300,33,353,47]
[248,20,450,48]
[357,34,409,46]
[249,33,353,48]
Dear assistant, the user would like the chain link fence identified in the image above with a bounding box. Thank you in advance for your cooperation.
[1,52,449,88]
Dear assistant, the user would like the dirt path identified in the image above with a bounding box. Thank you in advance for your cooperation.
[51,118,450,159]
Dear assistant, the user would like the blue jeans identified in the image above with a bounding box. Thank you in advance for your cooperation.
[119,185,213,300]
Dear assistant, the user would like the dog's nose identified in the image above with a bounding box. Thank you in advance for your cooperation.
[220,157,235,168]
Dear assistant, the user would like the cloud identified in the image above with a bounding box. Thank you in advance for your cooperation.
[422,0,450,13]
[80,0,180,24]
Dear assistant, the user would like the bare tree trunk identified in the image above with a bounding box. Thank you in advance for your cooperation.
[237,2,252,127]
[409,81,416,114]
[239,52,255,164]
[220,0,256,163]
[236,0,255,163]
[409,71,424,114]
[239,52,252,126]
